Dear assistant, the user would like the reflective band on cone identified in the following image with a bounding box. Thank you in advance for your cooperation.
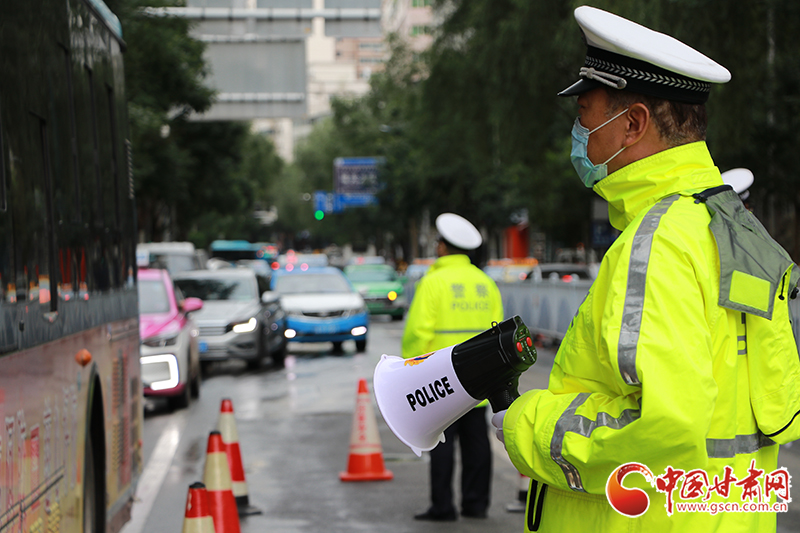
[340,378,393,482]
[203,431,241,533]
[182,482,216,533]
[506,473,530,513]
[217,399,262,516]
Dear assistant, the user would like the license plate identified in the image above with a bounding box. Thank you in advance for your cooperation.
[314,324,336,334]
[199,341,208,353]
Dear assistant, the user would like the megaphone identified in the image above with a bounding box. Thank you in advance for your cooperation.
[373,315,536,456]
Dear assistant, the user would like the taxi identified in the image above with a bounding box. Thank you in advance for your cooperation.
[344,263,407,320]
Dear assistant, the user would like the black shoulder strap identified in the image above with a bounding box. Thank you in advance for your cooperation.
[692,184,734,204]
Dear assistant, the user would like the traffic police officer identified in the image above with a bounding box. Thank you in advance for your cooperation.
[492,6,800,532]
[402,213,503,521]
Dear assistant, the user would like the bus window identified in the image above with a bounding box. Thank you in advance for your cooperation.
[106,84,121,231]
[85,66,104,229]
[61,44,82,221]
[0,108,13,315]
[36,116,58,314]
[0,107,6,213]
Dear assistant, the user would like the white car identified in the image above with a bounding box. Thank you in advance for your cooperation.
[137,241,205,275]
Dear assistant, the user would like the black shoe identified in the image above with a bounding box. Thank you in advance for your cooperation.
[461,509,487,519]
[414,509,457,522]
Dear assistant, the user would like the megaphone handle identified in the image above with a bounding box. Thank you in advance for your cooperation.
[487,376,521,413]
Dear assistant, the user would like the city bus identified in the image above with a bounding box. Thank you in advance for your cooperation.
[209,240,278,264]
[0,1,141,532]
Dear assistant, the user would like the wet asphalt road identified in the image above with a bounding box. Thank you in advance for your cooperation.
[122,316,800,533]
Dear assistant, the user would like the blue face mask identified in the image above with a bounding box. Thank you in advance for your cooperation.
[570,108,629,188]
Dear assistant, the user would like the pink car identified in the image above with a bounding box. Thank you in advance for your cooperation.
[137,268,204,409]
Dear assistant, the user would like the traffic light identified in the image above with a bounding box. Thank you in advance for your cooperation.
[314,210,325,221]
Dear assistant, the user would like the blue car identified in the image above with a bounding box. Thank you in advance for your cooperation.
[271,267,369,353]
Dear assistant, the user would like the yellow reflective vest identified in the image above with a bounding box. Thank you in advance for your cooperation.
[503,142,800,532]
[402,254,504,359]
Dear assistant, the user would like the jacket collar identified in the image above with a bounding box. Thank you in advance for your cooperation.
[430,254,470,272]
[594,141,723,231]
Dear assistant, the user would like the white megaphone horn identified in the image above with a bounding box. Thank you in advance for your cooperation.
[373,316,537,456]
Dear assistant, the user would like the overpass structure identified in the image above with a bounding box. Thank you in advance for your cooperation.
[145,0,382,120]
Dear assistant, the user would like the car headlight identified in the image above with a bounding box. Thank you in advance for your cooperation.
[231,317,258,333]
[142,333,179,347]
[140,354,179,390]
[343,306,367,318]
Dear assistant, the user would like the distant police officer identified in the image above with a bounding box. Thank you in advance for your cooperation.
[492,6,800,532]
[402,213,503,521]
[722,167,754,209]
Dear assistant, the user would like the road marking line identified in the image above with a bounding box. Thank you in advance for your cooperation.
[121,423,183,533]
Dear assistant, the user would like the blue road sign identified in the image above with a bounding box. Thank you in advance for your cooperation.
[333,156,385,194]
[315,191,378,213]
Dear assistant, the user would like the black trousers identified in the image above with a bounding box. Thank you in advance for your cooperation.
[428,406,492,515]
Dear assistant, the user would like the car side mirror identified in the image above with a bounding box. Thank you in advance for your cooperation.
[261,291,280,304]
[182,297,203,313]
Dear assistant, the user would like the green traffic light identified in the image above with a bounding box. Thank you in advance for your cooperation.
[315,210,325,220]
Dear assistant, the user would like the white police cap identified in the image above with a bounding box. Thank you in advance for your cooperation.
[721,168,753,200]
[559,6,731,104]
[435,213,482,251]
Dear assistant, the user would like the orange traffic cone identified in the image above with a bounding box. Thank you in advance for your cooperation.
[339,378,393,482]
[181,482,216,533]
[217,398,262,516]
[203,431,241,533]
[506,473,530,512]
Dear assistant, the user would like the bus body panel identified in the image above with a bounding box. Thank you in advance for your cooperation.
[0,0,141,531]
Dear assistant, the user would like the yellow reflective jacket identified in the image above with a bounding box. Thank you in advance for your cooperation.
[402,254,504,358]
[503,142,800,532]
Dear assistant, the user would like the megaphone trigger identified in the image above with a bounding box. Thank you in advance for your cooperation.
[373,316,537,456]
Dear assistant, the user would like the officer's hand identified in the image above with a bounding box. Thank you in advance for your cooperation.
[491,410,507,445]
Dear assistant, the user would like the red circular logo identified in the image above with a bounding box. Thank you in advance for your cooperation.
[606,462,654,517]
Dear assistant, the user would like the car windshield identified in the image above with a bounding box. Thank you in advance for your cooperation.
[175,277,256,301]
[151,253,200,275]
[274,273,352,294]
[346,269,395,282]
[138,279,171,314]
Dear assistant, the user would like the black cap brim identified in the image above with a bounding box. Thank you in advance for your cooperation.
[557,78,602,97]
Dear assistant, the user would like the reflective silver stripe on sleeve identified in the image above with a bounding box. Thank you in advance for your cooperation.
[550,393,641,492]
[707,432,775,459]
[433,330,485,334]
[618,195,680,386]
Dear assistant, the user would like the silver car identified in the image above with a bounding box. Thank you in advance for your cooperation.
[173,268,287,370]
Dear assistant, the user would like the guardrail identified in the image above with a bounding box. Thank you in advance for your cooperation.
[498,281,592,340]
[405,279,800,352]
[402,279,591,340]
[499,281,800,354]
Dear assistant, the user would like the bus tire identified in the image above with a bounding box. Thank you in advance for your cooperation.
[84,437,98,533]
[84,394,106,533]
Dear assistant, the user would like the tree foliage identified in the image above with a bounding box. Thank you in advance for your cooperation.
[114,0,284,246]
[293,0,800,261]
